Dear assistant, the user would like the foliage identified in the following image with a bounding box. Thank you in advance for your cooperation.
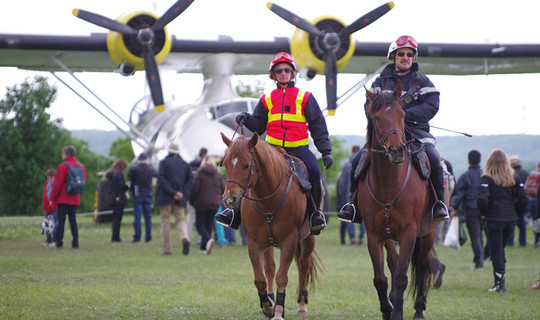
[0,216,538,319]
[319,136,349,210]
[109,137,135,162]
[0,76,109,216]
[235,79,265,98]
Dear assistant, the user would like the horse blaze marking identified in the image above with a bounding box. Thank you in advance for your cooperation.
[232,157,238,167]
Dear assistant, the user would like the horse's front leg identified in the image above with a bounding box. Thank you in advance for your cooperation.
[272,236,297,320]
[296,234,315,316]
[367,237,393,320]
[264,247,276,309]
[390,233,416,320]
[247,240,273,319]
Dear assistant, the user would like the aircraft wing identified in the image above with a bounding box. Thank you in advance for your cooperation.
[2,33,540,76]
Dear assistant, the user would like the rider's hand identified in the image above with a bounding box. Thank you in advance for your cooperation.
[322,153,333,169]
[235,112,249,126]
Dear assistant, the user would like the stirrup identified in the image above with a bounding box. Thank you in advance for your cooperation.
[216,208,235,228]
[310,210,327,233]
[337,203,357,223]
[432,201,449,222]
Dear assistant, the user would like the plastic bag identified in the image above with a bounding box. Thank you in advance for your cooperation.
[443,216,460,250]
[533,219,540,234]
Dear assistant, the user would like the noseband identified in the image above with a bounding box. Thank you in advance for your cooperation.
[225,148,285,202]
[370,118,408,158]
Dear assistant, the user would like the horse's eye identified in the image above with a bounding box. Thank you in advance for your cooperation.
[375,117,381,122]
[243,164,250,170]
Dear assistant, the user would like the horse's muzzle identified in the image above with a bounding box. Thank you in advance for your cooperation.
[222,193,241,209]
[387,145,405,164]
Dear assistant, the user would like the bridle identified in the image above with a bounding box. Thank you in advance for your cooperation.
[224,145,293,247]
[370,117,408,158]
[367,111,412,239]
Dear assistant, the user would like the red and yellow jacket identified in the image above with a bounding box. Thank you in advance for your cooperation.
[245,82,331,154]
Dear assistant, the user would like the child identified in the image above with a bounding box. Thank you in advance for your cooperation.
[42,169,58,246]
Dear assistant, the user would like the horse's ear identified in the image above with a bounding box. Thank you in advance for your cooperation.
[366,89,376,115]
[393,80,402,99]
[221,132,232,147]
[248,132,259,150]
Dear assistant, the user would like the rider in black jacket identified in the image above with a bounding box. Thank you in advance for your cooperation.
[338,35,449,224]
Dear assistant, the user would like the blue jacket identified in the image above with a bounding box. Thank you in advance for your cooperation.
[451,164,482,211]
[365,63,440,142]
[155,153,193,207]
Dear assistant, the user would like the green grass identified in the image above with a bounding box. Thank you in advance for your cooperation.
[1,215,538,319]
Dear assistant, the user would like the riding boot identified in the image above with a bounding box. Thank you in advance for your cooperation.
[430,166,449,222]
[337,148,368,224]
[337,188,362,224]
[215,208,241,229]
[488,272,506,293]
[309,180,327,234]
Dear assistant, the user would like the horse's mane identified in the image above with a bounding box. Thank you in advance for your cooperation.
[230,136,288,177]
[366,92,401,148]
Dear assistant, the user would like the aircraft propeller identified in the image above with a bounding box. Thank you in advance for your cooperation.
[267,2,394,115]
[73,0,195,112]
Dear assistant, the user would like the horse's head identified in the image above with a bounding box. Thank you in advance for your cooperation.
[220,132,260,209]
[366,80,406,164]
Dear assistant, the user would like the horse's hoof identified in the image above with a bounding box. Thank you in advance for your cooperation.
[297,310,308,316]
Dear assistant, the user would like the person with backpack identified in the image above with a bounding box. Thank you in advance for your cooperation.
[525,160,540,248]
[50,145,86,249]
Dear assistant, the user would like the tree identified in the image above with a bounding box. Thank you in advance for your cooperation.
[109,137,135,162]
[0,76,104,216]
[236,79,265,98]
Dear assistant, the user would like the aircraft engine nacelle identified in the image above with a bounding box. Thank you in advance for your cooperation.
[290,16,355,77]
[106,11,172,71]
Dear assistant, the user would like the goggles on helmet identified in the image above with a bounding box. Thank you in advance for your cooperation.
[396,35,418,49]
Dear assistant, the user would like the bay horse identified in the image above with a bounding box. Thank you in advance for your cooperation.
[358,81,441,320]
[220,132,320,320]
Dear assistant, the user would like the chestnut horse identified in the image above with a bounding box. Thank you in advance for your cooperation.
[220,132,319,320]
[358,82,441,320]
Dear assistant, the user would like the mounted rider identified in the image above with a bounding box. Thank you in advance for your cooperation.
[215,52,333,234]
[338,35,450,224]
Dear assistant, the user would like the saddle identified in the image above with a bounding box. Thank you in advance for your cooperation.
[282,153,312,192]
[354,139,430,185]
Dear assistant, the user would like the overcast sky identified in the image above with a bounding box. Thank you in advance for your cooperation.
[1,0,540,137]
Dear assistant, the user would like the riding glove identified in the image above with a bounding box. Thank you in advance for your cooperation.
[322,153,333,169]
[236,112,250,126]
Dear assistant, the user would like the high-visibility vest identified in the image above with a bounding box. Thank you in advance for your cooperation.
[262,87,310,148]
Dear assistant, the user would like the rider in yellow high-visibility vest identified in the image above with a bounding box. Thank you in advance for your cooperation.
[216,52,333,234]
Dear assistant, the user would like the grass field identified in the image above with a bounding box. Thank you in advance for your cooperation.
[0,214,538,319]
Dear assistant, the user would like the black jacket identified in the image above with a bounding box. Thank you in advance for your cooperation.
[188,166,225,211]
[155,153,193,207]
[105,170,128,206]
[477,175,528,222]
[128,162,157,198]
[451,164,482,211]
[365,63,440,142]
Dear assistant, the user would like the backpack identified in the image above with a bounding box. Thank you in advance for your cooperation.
[525,173,540,198]
[63,161,85,194]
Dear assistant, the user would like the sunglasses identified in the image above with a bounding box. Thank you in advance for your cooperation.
[274,68,292,74]
[397,52,415,58]
[396,35,418,48]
